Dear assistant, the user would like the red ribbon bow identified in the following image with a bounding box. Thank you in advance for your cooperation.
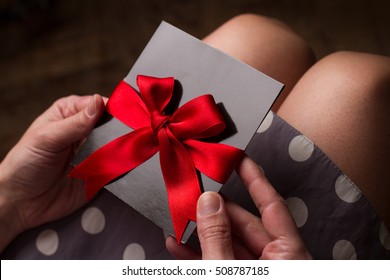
[70,75,244,242]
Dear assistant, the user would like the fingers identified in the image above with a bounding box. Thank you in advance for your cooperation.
[230,233,257,259]
[46,95,105,150]
[166,192,236,260]
[196,192,235,260]
[225,201,271,257]
[236,156,301,240]
[236,156,281,214]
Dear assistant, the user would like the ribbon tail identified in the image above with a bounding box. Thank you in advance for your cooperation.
[158,128,200,243]
[184,139,244,183]
[70,127,158,200]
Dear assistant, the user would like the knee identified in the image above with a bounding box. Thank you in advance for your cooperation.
[205,13,315,67]
[224,13,301,40]
[312,51,390,98]
[224,13,289,31]
[232,14,313,56]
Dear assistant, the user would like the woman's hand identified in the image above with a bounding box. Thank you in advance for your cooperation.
[0,95,105,251]
[166,156,312,260]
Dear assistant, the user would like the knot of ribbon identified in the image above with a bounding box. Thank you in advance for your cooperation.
[70,75,244,242]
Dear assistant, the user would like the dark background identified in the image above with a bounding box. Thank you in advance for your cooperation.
[1,0,389,159]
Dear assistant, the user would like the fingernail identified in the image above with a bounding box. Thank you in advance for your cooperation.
[257,164,265,175]
[86,95,97,117]
[198,192,221,217]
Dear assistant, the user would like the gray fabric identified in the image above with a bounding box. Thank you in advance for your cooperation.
[2,112,389,259]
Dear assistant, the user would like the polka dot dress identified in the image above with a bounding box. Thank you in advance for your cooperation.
[1,190,172,259]
[222,111,390,259]
[2,112,389,259]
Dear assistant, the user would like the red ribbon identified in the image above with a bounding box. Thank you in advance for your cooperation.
[70,75,244,242]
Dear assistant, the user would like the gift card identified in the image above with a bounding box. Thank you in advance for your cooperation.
[72,21,283,243]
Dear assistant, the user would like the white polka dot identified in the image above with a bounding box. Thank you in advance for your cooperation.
[36,229,59,256]
[379,222,390,250]
[123,243,146,260]
[332,240,357,259]
[288,135,314,162]
[257,111,273,133]
[81,207,105,234]
[285,197,308,228]
[335,175,361,203]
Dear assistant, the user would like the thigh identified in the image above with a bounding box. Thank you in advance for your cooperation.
[277,51,390,227]
[203,14,314,110]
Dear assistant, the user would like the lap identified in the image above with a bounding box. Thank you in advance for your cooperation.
[3,114,388,259]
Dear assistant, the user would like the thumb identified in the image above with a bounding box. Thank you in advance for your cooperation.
[196,192,234,260]
[52,94,105,148]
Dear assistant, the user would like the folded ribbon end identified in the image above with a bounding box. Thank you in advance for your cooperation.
[68,171,101,202]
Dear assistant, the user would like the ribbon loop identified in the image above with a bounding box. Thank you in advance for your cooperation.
[168,94,226,140]
[137,75,174,113]
[70,75,244,243]
[106,81,150,129]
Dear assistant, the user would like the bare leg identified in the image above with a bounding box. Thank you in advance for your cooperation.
[278,51,390,227]
[203,14,315,110]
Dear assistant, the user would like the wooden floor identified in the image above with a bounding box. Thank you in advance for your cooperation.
[0,0,389,159]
